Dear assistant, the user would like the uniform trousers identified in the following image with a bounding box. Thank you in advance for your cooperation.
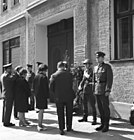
[82,84,96,120]
[2,98,14,124]
[96,94,110,126]
[56,101,73,131]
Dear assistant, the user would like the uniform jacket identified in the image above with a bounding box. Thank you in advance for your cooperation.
[49,69,75,102]
[79,68,93,94]
[33,72,49,99]
[15,76,31,112]
[0,72,16,99]
[93,62,113,95]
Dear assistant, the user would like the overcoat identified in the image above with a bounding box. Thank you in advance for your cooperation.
[15,76,31,112]
[33,72,49,109]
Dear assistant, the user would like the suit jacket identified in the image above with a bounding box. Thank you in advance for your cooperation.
[49,69,75,102]
[93,62,113,95]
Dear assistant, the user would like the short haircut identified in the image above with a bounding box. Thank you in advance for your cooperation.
[19,68,27,76]
[38,64,48,72]
[57,61,64,68]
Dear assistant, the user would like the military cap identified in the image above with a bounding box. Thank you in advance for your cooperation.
[36,62,43,67]
[3,63,12,69]
[95,51,105,58]
[83,59,92,64]
[27,64,33,68]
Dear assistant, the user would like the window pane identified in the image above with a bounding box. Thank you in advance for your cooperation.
[118,17,131,59]
[3,0,8,12]
[117,0,129,13]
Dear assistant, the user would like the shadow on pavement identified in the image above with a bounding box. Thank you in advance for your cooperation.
[110,119,134,130]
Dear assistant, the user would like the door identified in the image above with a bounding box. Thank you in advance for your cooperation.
[48,17,74,77]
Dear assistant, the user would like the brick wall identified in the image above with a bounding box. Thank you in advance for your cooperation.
[0,18,26,74]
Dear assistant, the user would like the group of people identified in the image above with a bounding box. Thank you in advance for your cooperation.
[0,51,113,135]
[0,62,49,131]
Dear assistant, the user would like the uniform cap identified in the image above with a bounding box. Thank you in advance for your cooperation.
[83,59,92,64]
[95,51,105,58]
[3,63,12,69]
[36,62,43,66]
[27,64,32,68]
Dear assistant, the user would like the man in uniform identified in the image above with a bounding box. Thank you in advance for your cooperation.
[49,61,75,135]
[26,64,35,111]
[78,59,97,125]
[94,51,113,132]
[1,63,15,127]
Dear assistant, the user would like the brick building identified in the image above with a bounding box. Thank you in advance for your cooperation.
[0,0,134,120]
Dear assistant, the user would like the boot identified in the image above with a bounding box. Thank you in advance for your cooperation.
[102,118,109,132]
[78,116,87,122]
[92,120,97,125]
[95,117,104,131]
[102,125,109,132]
[92,112,97,125]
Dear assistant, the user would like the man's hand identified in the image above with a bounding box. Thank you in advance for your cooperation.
[78,85,82,90]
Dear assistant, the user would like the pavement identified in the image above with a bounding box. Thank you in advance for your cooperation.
[0,99,134,140]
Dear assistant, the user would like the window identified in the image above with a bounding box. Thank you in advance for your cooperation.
[13,0,19,6]
[2,0,8,12]
[114,0,134,59]
[3,37,20,67]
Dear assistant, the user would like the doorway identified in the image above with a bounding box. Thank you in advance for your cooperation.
[48,17,74,76]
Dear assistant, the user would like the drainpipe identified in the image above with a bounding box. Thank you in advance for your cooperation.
[25,11,29,64]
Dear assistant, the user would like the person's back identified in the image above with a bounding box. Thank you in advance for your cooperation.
[53,70,74,102]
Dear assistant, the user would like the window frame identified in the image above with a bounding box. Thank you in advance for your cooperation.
[2,37,20,66]
[114,0,134,60]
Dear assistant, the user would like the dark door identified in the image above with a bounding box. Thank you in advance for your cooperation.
[48,17,74,77]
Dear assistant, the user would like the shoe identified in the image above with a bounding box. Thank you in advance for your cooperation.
[102,126,109,132]
[4,123,15,127]
[37,125,47,131]
[19,121,27,127]
[78,118,87,122]
[59,130,65,135]
[92,120,97,125]
[25,120,30,125]
[96,125,104,131]
[67,128,73,132]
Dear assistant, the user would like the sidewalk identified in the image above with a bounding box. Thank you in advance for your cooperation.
[0,100,134,140]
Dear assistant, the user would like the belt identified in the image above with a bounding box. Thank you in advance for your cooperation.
[95,81,106,83]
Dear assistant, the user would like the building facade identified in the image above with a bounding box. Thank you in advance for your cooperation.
[0,0,134,120]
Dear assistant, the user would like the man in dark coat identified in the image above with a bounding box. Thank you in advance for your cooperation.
[94,51,113,132]
[78,59,97,125]
[0,63,15,127]
[26,64,35,111]
[13,65,22,119]
[49,61,75,135]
